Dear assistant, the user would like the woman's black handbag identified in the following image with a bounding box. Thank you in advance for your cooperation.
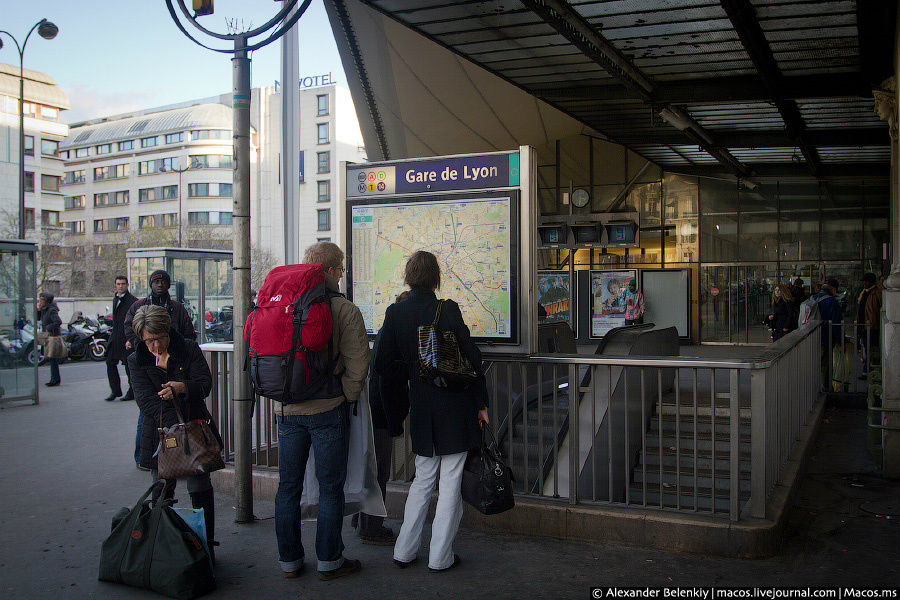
[417,300,478,390]
[99,481,215,599]
[462,426,515,515]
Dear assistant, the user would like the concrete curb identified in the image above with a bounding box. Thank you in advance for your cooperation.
[212,396,826,557]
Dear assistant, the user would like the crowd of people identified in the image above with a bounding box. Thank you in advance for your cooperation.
[35,243,486,582]
[33,253,887,583]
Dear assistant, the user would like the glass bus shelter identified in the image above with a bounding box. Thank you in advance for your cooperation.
[126,248,233,344]
[0,240,37,406]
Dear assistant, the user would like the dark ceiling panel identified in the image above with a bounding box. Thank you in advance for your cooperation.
[355,0,890,178]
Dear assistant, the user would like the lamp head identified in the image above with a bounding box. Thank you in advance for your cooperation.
[38,20,59,40]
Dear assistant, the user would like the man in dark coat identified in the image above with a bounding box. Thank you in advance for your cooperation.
[124,270,197,347]
[124,269,197,471]
[104,275,138,402]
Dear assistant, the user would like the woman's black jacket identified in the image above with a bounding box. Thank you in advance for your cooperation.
[770,298,798,334]
[374,287,488,457]
[38,302,62,336]
[368,328,409,437]
[128,328,218,470]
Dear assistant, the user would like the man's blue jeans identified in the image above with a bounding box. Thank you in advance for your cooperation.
[275,402,350,573]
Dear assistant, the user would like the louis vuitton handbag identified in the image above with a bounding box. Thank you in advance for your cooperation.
[157,399,224,480]
[417,300,478,390]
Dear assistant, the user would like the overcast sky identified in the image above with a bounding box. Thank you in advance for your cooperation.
[1,0,346,123]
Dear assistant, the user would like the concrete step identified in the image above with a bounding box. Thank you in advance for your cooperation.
[632,465,751,494]
[640,448,751,475]
[626,483,748,513]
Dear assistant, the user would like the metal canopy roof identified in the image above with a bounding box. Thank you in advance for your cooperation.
[326,0,894,180]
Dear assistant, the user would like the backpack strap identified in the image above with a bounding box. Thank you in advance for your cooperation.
[280,297,307,404]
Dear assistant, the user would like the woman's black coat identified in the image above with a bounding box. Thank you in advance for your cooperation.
[769,298,797,340]
[374,288,488,457]
[38,302,62,336]
[128,328,217,470]
[369,328,409,437]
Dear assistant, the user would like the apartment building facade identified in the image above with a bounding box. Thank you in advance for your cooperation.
[59,79,365,291]
[0,63,69,250]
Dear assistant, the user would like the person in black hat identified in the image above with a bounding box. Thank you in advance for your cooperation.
[123,269,197,471]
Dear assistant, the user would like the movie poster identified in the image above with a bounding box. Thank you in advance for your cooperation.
[590,269,637,337]
[537,271,574,334]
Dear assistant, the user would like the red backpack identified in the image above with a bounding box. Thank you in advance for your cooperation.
[244,264,337,404]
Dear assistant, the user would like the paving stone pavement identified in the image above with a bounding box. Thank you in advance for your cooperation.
[0,361,898,599]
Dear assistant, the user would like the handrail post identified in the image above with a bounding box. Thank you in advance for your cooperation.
[568,363,579,505]
[729,368,740,521]
[749,366,767,519]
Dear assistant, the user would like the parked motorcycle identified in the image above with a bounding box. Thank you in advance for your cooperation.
[65,312,110,361]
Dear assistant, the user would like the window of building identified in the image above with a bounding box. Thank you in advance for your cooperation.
[94,163,130,181]
[94,217,128,233]
[188,183,231,198]
[138,157,179,175]
[190,129,229,140]
[317,94,329,116]
[60,150,69,160]
[94,191,129,207]
[41,139,59,156]
[24,171,34,192]
[25,208,34,230]
[317,180,330,202]
[139,213,178,229]
[24,135,34,156]
[189,154,232,169]
[41,210,60,227]
[141,136,158,148]
[23,102,36,118]
[317,151,330,174]
[96,143,111,155]
[75,147,88,158]
[138,185,178,203]
[317,209,330,231]
[317,237,331,243]
[64,196,85,210]
[42,106,58,121]
[317,123,329,144]
[165,132,184,144]
[188,211,233,226]
[118,140,134,151]
[63,170,85,185]
[41,174,60,193]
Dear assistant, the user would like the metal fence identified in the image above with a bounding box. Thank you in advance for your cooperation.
[201,321,828,523]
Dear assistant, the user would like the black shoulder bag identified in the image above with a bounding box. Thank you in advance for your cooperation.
[417,300,478,390]
[461,426,515,515]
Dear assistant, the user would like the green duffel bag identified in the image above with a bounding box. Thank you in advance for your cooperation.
[99,481,215,599]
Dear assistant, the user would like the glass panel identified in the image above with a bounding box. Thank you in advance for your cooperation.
[171,259,201,340]
[779,210,820,262]
[821,209,862,260]
[863,206,889,272]
[664,174,698,263]
[700,179,739,262]
[745,264,778,344]
[204,259,233,342]
[0,249,37,401]
[739,189,778,262]
[128,257,164,299]
[700,265,730,342]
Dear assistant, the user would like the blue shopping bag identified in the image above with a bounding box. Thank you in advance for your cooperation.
[173,507,213,573]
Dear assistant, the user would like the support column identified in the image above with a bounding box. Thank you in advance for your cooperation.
[875,70,900,477]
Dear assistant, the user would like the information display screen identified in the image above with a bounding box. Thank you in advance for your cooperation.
[348,192,519,343]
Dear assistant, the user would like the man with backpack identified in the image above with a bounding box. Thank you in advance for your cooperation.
[807,279,843,386]
[264,242,370,581]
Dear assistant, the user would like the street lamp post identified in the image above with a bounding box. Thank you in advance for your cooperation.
[171,162,191,247]
[0,19,59,240]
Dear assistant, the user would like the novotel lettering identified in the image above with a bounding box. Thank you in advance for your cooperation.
[403,164,500,184]
[299,73,333,88]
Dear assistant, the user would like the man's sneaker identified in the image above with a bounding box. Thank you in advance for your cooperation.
[316,558,361,581]
[136,463,150,472]
[283,564,304,579]
[359,526,397,546]
[104,394,119,402]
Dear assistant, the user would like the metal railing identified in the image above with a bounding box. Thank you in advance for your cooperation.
[201,323,825,522]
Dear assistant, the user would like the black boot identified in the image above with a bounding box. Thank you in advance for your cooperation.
[190,489,216,565]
